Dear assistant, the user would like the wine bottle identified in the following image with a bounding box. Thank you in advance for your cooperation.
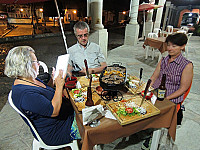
[85,76,94,107]
[157,74,166,101]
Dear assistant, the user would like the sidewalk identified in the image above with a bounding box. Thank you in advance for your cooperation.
[0,32,200,149]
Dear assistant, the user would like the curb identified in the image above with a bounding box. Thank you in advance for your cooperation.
[0,31,73,43]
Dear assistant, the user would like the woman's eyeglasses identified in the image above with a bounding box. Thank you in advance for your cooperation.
[31,60,40,64]
[76,33,89,38]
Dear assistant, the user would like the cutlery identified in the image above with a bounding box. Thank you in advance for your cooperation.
[84,59,90,78]
[139,68,143,87]
[140,79,152,107]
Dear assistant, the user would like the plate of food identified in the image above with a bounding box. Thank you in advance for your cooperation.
[70,87,105,111]
[106,95,160,125]
[91,74,100,82]
[125,75,153,95]
[141,90,153,100]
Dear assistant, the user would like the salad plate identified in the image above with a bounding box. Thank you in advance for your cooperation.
[106,95,160,125]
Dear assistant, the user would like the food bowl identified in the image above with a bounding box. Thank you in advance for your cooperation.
[141,90,153,100]
[66,76,77,83]
[65,81,76,90]
[96,86,108,96]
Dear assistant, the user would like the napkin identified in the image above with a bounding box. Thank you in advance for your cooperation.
[105,110,117,120]
[82,105,105,125]
[151,94,157,105]
[76,81,81,89]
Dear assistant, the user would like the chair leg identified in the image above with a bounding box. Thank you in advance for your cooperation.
[93,145,98,150]
[186,46,188,58]
[152,49,155,60]
[145,46,149,59]
[158,53,162,63]
[33,138,40,150]
[71,140,79,150]
[150,129,162,150]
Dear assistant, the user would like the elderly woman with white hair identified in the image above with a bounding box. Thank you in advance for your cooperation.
[4,46,80,146]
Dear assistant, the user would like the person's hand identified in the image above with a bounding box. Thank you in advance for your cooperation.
[79,67,86,75]
[51,67,55,84]
[54,69,66,90]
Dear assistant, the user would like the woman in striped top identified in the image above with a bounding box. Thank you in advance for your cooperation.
[150,33,193,124]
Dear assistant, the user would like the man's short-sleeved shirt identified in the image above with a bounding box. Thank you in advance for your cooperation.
[68,41,106,71]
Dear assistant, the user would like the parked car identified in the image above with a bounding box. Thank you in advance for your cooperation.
[181,12,199,28]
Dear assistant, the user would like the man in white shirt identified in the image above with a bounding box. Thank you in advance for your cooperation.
[68,21,107,76]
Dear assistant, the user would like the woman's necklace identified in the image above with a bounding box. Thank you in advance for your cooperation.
[17,78,54,92]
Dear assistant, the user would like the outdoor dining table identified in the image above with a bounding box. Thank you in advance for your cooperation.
[144,37,167,54]
[64,76,177,150]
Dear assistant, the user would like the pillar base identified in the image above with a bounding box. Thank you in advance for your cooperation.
[124,24,139,46]
[89,29,108,58]
[93,24,104,30]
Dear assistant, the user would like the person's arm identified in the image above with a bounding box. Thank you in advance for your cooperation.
[80,62,107,75]
[51,70,67,117]
[150,59,161,86]
[166,63,193,100]
[67,64,73,77]
[47,67,55,88]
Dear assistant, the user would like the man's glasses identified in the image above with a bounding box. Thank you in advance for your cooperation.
[76,33,89,38]
[31,60,40,64]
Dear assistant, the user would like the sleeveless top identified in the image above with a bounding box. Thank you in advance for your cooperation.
[152,54,192,104]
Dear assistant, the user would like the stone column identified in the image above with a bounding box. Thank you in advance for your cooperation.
[87,0,108,58]
[154,0,166,29]
[145,0,155,37]
[87,0,104,30]
[167,4,173,26]
[170,6,176,26]
[162,1,171,31]
[124,0,139,46]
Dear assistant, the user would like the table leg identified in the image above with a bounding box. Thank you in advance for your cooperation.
[150,129,162,150]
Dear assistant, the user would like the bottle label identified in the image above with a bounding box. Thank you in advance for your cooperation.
[158,89,166,98]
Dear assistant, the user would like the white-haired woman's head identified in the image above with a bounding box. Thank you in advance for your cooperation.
[4,46,38,79]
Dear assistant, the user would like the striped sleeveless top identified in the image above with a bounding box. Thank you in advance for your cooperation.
[152,54,192,104]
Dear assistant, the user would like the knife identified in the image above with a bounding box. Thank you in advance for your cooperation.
[139,68,143,87]
[84,59,90,78]
[140,79,152,107]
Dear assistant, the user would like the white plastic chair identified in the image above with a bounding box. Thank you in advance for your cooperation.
[145,33,160,61]
[39,61,48,73]
[181,26,189,33]
[184,33,195,58]
[167,25,173,34]
[177,30,187,34]
[153,28,161,37]
[8,91,79,150]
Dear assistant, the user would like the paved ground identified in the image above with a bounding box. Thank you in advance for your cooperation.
[0,25,200,150]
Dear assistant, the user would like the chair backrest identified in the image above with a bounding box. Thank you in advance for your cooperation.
[153,28,161,35]
[148,32,158,38]
[177,30,187,34]
[8,90,48,147]
[167,25,173,34]
[181,26,189,32]
[176,82,192,112]
[39,61,48,73]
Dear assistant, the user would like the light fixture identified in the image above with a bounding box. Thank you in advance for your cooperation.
[73,10,77,14]
[122,11,126,15]
[20,8,23,12]
[39,8,43,12]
